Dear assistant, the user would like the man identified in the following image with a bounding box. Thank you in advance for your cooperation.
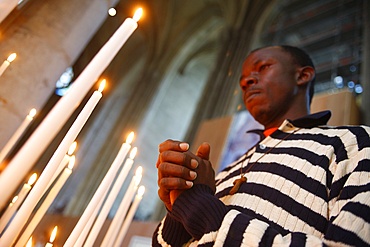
[152,45,370,246]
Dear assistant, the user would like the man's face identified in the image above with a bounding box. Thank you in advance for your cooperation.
[239,46,301,127]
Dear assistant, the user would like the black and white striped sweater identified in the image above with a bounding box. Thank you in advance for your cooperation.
[153,111,370,246]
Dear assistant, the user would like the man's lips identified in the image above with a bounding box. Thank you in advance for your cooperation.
[244,89,261,101]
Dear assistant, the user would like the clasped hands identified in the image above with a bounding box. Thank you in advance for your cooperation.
[156,139,216,211]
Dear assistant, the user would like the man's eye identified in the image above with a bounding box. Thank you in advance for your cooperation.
[259,64,269,71]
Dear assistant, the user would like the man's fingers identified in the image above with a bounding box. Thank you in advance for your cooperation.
[158,177,194,189]
[159,150,196,169]
[159,139,189,153]
[196,142,211,160]
[158,162,197,181]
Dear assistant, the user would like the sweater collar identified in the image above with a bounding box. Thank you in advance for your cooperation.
[288,110,331,128]
[247,110,332,137]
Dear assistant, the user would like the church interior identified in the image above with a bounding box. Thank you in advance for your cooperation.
[0,0,369,246]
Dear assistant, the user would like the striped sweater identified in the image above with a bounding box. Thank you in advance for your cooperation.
[152,111,370,246]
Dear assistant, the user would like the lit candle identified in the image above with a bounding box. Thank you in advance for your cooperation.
[0,8,142,210]
[113,186,145,247]
[15,157,75,247]
[0,53,16,77]
[84,147,138,247]
[0,108,37,164]
[26,236,33,247]
[45,226,58,247]
[74,192,107,247]
[0,196,17,234]
[0,81,105,247]
[0,173,37,233]
[63,132,134,247]
[47,141,77,192]
[101,166,142,247]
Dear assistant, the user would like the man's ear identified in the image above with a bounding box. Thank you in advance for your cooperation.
[296,66,315,86]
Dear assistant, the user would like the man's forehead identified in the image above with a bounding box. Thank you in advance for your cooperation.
[244,46,290,65]
[247,46,283,59]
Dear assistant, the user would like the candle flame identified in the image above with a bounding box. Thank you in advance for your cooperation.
[26,236,33,247]
[28,108,37,118]
[134,166,143,186]
[98,79,106,92]
[49,226,58,243]
[137,185,145,198]
[68,155,76,170]
[68,141,77,155]
[135,166,143,177]
[11,195,18,204]
[7,53,17,62]
[27,173,38,186]
[133,8,143,22]
[126,131,135,144]
[129,147,138,159]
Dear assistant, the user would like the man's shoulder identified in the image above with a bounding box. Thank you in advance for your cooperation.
[303,124,370,139]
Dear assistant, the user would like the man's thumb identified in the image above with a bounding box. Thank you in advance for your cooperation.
[196,142,211,160]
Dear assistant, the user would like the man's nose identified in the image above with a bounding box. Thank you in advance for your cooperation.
[240,75,258,91]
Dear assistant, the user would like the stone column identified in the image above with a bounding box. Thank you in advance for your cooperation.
[0,0,119,148]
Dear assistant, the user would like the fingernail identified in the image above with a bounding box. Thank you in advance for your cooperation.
[186,181,193,187]
[179,143,189,151]
[189,171,197,179]
[191,159,198,169]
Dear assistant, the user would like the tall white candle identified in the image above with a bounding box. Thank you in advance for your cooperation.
[0,53,16,77]
[0,108,36,164]
[113,185,145,247]
[0,0,19,24]
[100,167,142,247]
[63,132,134,247]
[0,82,105,247]
[73,191,108,247]
[83,147,137,247]
[0,173,37,234]
[15,157,75,247]
[0,8,142,210]
[47,141,77,193]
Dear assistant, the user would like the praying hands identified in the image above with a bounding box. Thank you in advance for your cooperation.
[156,140,215,211]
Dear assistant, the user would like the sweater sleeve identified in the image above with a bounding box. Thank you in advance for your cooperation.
[152,209,193,246]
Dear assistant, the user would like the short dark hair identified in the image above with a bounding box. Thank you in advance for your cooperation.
[250,45,316,105]
[279,45,316,105]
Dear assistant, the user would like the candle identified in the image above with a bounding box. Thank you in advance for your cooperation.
[47,141,77,193]
[84,147,137,247]
[0,108,37,164]
[0,82,105,247]
[113,185,145,247]
[100,166,142,247]
[26,236,33,247]
[63,132,134,247]
[45,226,58,247]
[0,196,17,234]
[15,157,75,247]
[0,8,142,210]
[0,0,19,24]
[0,173,37,234]
[74,193,107,247]
[0,53,16,77]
